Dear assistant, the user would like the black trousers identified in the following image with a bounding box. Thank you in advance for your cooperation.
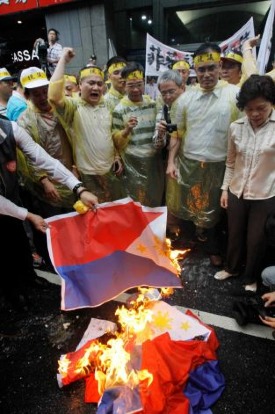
[225,191,275,284]
[0,216,35,296]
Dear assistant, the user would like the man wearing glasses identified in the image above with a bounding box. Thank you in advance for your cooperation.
[112,62,164,207]
[166,42,241,267]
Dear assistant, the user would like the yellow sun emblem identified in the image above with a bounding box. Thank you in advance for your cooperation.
[152,311,172,330]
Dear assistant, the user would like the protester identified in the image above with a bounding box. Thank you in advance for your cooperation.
[17,66,76,269]
[152,69,184,216]
[241,34,275,82]
[171,60,190,91]
[112,62,164,207]
[166,42,241,267]
[214,75,275,292]
[220,50,243,85]
[6,69,43,267]
[104,56,127,111]
[64,74,79,97]
[153,69,184,151]
[0,116,98,310]
[0,68,16,117]
[48,47,125,203]
[6,70,27,121]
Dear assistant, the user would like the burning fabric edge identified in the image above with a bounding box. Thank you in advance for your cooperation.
[57,298,225,414]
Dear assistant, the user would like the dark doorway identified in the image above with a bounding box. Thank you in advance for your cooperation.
[0,10,46,74]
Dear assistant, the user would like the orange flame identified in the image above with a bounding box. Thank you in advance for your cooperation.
[58,239,188,395]
[165,237,190,274]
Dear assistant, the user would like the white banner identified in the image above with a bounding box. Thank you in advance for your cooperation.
[145,33,193,76]
[257,0,275,74]
[219,17,256,58]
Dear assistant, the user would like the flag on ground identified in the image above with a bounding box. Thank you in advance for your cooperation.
[57,302,225,413]
[46,198,182,310]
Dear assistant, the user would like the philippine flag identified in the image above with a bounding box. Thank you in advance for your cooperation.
[46,198,182,310]
[57,302,225,414]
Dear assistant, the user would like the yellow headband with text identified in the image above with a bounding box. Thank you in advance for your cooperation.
[222,52,243,64]
[0,70,11,79]
[108,62,126,74]
[126,70,144,80]
[80,67,104,80]
[64,75,77,84]
[21,71,47,87]
[172,60,190,70]
[193,52,220,66]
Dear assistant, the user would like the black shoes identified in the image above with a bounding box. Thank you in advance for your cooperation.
[232,296,275,326]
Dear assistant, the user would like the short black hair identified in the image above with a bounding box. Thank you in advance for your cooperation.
[121,62,144,79]
[193,42,221,59]
[236,74,275,110]
[106,56,127,72]
[48,28,60,41]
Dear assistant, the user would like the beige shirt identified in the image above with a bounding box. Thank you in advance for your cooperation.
[49,79,115,175]
[221,110,275,199]
[174,80,241,162]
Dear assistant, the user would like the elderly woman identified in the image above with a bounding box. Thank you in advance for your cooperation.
[214,75,275,293]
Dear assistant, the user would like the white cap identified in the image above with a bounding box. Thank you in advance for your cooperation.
[0,67,16,82]
[20,67,49,89]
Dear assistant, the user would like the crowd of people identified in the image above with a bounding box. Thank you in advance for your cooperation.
[0,29,275,332]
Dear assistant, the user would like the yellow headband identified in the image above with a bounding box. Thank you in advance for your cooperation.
[64,75,77,84]
[172,60,190,70]
[222,52,243,65]
[108,62,126,74]
[126,70,144,80]
[80,67,104,80]
[0,70,11,79]
[21,71,47,87]
[193,52,220,66]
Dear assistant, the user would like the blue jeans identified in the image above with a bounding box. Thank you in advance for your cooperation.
[261,266,275,290]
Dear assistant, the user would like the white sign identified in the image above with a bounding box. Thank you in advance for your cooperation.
[219,17,256,57]
[11,49,39,63]
[257,0,275,74]
[145,33,193,76]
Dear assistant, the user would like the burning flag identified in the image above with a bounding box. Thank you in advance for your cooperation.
[46,198,182,310]
[57,299,225,413]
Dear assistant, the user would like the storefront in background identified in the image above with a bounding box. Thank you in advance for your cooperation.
[0,0,273,75]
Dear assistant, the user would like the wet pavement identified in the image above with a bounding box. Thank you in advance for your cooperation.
[1,239,275,414]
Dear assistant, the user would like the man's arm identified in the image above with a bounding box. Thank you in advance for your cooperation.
[241,35,260,82]
[48,47,75,108]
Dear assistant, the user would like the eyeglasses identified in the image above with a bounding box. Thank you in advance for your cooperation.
[160,89,177,97]
[126,82,144,89]
[196,64,219,74]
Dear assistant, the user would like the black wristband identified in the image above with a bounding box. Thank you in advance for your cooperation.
[78,188,88,198]
[73,182,83,194]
